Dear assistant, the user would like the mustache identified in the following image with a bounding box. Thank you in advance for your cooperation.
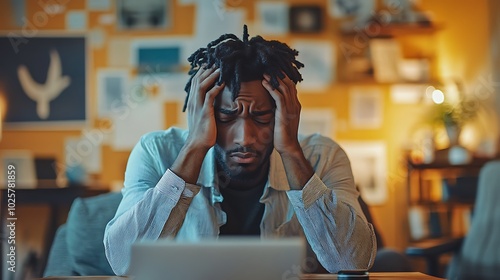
[226,146,258,154]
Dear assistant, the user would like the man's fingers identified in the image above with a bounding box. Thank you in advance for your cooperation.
[205,82,225,105]
[280,72,296,92]
[199,68,221,91]
[188,67,220,111]
[262,79,284,108]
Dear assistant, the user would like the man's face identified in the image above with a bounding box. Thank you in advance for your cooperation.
[214,80,275,182]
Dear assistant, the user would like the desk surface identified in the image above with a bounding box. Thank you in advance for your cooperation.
[41,272,443,280]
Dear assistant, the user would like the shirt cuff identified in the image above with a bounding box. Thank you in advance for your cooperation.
[156,169,198,203]
[288,174,329,209]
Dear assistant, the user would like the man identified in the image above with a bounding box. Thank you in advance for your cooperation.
[104,26,376,276]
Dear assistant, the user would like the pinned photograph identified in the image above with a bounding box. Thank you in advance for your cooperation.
[131,39,187,74]
[293,40,335,92]
[97,69,129,118]
[340,141,388,205]
[289,5,323,33]
[328,0,375,19]
[256,2,289,35]
[298,109,336,138]
[117,0,170,30]
[349,87,383,129]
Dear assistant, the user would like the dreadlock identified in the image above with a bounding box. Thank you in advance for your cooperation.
[183,25,304,111]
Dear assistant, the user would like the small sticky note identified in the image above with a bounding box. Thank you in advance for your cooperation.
[66,11,87,30]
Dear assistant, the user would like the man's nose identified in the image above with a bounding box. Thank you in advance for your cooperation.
[233,118,257,147]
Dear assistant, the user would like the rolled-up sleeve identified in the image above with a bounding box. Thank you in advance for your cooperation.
[103,135,199,276]
[286,145,377,273]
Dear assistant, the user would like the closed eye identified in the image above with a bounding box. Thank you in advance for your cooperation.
[216,108,238,123]
[253,116,273,124]
[252,109,274,125]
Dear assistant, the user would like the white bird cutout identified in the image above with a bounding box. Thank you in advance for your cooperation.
[17,49,71,119]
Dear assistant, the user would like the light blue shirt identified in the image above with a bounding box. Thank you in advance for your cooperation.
[104,127,376,275]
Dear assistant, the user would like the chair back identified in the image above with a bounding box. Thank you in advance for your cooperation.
[447,160,500,279]
[44,192,122,276]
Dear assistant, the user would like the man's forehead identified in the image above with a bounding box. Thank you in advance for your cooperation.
[216,81,273,107]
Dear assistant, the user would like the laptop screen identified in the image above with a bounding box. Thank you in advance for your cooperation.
[130,237,305,280]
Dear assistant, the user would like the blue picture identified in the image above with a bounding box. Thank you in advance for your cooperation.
[0,37,86,126]
[137,46,180,73]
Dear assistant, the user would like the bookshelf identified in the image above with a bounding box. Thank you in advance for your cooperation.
[406,155,491,241]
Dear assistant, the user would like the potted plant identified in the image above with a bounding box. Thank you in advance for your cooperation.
[434,97,479,146]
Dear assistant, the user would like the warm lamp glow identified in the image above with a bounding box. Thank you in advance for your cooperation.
[0,94,4,141]
[432,89,445,104]
[425,86,436,98]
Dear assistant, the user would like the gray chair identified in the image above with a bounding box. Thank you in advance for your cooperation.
[43,192,122,277]
[446,160,500,279]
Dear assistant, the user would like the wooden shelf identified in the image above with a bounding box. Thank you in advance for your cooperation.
[408,150,499,170]
[340,23,444,37]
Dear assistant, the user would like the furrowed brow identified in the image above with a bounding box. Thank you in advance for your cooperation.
[217,108,238,115]
[251,109,275,116]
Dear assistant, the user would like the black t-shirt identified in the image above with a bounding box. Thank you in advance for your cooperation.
[219,185,265,236]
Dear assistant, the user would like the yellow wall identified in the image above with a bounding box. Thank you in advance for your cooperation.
[0,0,493,251]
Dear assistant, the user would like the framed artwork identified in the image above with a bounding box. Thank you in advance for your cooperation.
[0,36,87,128]
[131,39,188,74]
[349,87,383,129]
[328,0,375,19]
[117,0,170,30]
[293,40,335,92]
[256,2,289,35]
[97,69,129,118]
[328,0,375,31]
[298,109,336,138]
[339,141,388,205]
[289,5,323,33]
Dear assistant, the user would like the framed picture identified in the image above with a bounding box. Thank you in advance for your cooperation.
[289,5,323,33]
[117,0,171,30]
[349,87,383,129]
[256,2,289,35]
[97,69,129,118]
[339,141,388,205]
[298,109,336,138]
[0,36,87,128]
[293,40,335,92]
[328,0,375,31]
[131,39,188,74]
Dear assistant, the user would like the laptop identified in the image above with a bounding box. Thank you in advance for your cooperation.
[129,237,305,280]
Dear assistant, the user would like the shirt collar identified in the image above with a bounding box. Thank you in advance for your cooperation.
[196,148,290,205]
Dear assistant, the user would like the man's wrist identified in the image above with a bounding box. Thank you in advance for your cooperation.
[170,142,210,185]
[277,142,304,159]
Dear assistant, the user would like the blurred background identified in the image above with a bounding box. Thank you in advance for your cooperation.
[0,0,499,279]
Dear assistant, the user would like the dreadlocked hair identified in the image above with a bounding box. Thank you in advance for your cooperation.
[183,25,304,112]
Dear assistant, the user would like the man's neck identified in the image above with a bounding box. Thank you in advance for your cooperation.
[219,162,270,191]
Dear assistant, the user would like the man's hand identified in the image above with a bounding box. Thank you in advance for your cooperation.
[262,73,302,155]
[185,66,225,149]
[262,73,314,190]
[170,66,224,184]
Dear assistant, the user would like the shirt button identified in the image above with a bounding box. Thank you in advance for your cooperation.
[173,186,179,190]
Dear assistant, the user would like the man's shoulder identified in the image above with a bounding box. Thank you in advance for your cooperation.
[298,133,340,150]
[139,127,188,148]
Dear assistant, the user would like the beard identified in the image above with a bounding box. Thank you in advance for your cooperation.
[214,143,273,188]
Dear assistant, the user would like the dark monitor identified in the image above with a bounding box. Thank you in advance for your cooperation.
[35,158,57,181]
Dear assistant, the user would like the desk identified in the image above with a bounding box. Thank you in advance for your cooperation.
[0,186,108,278]
[40,272,443,280]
